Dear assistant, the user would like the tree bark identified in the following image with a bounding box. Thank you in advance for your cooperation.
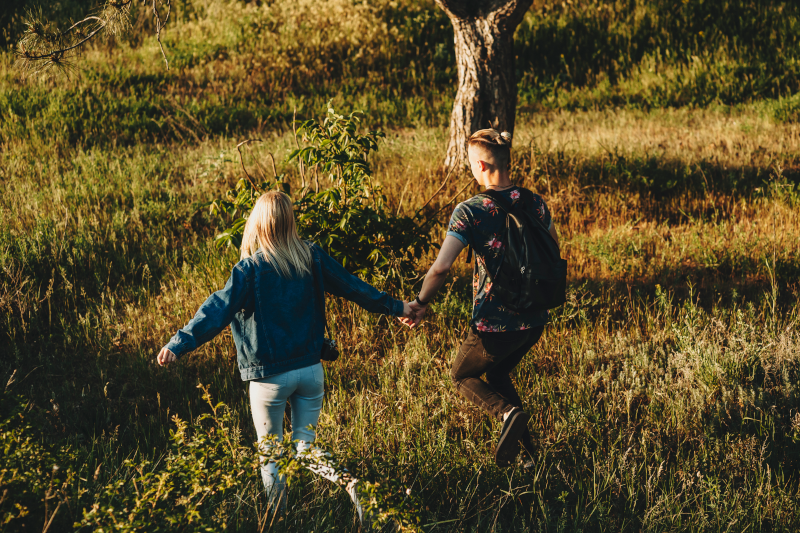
[435,0,533,171]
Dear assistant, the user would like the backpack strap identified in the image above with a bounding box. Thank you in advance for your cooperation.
[469,189,513,269]
[518,188,553,234]
[467,187,547,263]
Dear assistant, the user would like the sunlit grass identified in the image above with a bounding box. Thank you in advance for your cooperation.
[2,0,800,529]
[3,105,800,530]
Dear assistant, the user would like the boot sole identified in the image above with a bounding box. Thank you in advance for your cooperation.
[495,410,531,467]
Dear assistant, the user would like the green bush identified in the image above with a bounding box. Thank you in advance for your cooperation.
[78,386,257,532]
[0,388,76,531]
[76,386,418,531]
[209,106,434,283]
[0,383,419,532]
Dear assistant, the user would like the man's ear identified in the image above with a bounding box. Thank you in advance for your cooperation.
[478,159,489,172]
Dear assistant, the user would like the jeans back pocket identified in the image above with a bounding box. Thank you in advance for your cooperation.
[312,363,325,387]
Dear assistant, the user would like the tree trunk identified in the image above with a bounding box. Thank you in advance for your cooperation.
[435,0,533,171]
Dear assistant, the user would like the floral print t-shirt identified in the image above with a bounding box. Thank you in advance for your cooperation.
[446,186,552,333]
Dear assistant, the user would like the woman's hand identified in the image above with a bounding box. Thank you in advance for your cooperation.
[157,347,177,366]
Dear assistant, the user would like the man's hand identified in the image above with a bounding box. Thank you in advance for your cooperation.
[397,301,424,328]
[157,346,177,366]
[408,299,428,326]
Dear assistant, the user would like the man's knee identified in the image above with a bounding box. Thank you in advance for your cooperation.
[484,369,510,387]
[450,364,464,389]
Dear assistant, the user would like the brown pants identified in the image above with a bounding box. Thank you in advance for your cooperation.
[450,326,545,421]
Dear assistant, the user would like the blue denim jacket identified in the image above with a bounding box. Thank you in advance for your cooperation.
[165,242,404,380]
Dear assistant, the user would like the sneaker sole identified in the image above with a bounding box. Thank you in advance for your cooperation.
[495,410,531,467]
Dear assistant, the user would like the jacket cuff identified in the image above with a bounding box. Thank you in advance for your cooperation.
[165,340,189,359]
[392,298,405,317]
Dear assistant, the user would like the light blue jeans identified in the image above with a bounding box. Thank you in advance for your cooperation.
[249,363,364,519]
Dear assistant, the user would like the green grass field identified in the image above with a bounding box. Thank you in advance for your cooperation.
[2,0,800,531]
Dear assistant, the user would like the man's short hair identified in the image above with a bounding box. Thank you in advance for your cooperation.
[468,129,512,168]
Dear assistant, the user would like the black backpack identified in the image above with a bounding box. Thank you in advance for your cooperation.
[470,188,567,313]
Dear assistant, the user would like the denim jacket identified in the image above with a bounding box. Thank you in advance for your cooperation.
[165,242,404,380]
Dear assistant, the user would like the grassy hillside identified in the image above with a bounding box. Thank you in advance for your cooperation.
[4,108,800,530]
[2,0,800,531]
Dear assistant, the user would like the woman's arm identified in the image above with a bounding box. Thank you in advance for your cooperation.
[158,263,251,365]
[316,246,406,317]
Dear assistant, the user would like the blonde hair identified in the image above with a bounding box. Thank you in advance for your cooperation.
[240,191,312,278]
[468,129,512,168]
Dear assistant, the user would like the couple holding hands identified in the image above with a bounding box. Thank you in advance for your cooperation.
[156,128,560,522]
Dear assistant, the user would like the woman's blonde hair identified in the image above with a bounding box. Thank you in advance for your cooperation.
[468,129,512,168]
[240,191,312,278]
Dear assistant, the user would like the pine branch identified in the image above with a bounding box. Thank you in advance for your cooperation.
[14,0,171,76]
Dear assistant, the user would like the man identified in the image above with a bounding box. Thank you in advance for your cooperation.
[407,129,560,466]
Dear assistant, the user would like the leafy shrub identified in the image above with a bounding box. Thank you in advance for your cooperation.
[0,387,76,531]
[210,106,434,283]
[77,385,420,532]
[0,383,419,531]
[79,386,257,532]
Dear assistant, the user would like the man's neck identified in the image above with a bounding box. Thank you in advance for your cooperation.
[482,173,513,190]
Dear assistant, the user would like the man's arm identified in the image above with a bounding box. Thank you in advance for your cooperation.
[549,222,560,249]
[418,235,466,303]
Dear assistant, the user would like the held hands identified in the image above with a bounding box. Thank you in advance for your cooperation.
[398,300,428,328]
[157,346,177,366]
[408,299,428,326]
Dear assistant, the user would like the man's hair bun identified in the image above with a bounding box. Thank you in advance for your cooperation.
[467,128,513,168]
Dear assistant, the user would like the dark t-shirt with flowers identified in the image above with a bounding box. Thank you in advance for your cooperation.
[446,186,552,332]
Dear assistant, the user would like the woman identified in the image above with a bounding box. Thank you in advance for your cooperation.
[156,190,416,520]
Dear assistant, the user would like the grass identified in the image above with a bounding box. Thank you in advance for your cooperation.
[2,0,800,150]
[516,0,800,109]
[3,106,800,531]
[3,0,800,530]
